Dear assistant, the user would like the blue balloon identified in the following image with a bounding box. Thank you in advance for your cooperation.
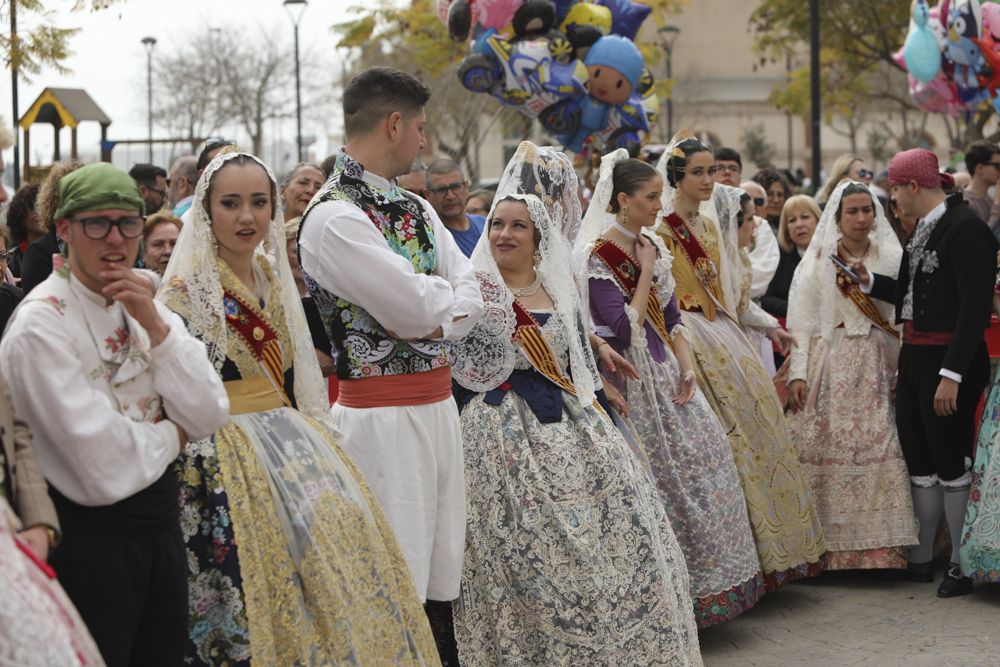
[904,26,942,83]
[595,0,651,40]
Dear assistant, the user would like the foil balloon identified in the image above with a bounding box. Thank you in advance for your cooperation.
[595,0,651,40]
[945,0,985,89]
[904,0,942,82]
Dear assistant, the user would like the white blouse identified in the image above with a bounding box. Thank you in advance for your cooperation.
[0,270,229,506]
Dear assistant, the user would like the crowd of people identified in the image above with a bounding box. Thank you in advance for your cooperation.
[0,64,999,667]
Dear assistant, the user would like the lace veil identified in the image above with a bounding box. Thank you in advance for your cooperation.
[453,193,599,410]
[575,147,676,315]
[654,133,745,315]
[495,141,584,243]
[787,179,902,343]
[157,151,330,423]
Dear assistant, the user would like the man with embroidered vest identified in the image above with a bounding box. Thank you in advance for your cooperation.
[0,163,230,667]
[854,148,998,598]
[298,67,484,657]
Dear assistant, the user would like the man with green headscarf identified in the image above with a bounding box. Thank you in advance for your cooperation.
[0,162,230,667]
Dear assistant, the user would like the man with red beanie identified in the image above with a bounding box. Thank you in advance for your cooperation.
[853,148,998,597]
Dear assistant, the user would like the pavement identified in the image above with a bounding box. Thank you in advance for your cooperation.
[698,570,1000,667]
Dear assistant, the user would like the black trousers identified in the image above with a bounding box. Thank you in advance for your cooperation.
[50,516,187,667]
[895,342,990,482]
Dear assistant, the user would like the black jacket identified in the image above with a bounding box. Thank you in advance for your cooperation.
[762,247,801,319]
[19,229,60,295]
[869,193,998,376]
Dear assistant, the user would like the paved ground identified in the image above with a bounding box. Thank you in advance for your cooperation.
[699,570,1000,667]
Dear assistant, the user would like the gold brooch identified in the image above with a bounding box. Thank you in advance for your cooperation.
[252,327,265,341]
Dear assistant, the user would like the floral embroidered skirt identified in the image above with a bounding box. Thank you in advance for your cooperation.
[454,391,703,667]
[617,340,763,627]
[785,331,917,570]
[681,309,827,589]
[961,364,1000,582]
[177,407,439,666]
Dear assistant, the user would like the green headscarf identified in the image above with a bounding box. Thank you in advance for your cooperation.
[54,162,145,220]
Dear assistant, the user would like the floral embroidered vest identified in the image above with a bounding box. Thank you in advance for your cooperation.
[300,151,452,380]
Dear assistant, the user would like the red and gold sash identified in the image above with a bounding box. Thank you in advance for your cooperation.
[661,212,722,301]
[224,289,292,406]
[511,300,604,413]
[832,260,898,338]
[591,237,673,349]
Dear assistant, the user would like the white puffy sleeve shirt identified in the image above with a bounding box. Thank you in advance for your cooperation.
[0,275,229,507]
[299,178,484,342]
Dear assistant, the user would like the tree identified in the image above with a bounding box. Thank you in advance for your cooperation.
[747,1,992,153]
[0,0,123,79]
[148,25,332,158]
[742,122,776,168]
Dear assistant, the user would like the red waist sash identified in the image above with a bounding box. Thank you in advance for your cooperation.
[337,366,453,408]
[902,322,954,346]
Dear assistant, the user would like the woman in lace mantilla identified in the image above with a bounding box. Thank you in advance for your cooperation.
[785,180,917,570]
[157,151,439,666]
[577,151,762,627]
[654,134,827,590]
[451,192,702,666]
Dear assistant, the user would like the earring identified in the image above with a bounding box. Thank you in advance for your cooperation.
[533,250,542,266]
[622,205,630,226]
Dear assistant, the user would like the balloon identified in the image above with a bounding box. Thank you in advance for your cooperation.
[945,0,985,89]
[595,0,651,40]
[983,1,1000,42]
[905,0,942,82]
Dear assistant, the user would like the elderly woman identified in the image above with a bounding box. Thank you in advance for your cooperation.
[762,194,821,319]
[785,181,917,570]
[451,191,702,665]
[279,162,325,222]
[140,211,181,276]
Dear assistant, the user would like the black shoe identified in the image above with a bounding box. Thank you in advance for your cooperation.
[937,566,973,597]
[902,560,935,583]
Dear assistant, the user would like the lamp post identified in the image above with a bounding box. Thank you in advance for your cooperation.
[809,0,821,190]
[11,0,20,189]
[141,36,157,163]
[658,24,681,140]
[283,0,307,162]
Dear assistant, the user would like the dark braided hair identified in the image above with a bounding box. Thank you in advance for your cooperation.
[664,139,713,187]
[609,159,658,213]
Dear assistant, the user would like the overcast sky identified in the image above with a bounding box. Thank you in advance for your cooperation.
[2,0,363,178]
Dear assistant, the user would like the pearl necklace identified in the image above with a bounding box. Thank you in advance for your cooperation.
[509,272,542,297]
[611,220,637,240]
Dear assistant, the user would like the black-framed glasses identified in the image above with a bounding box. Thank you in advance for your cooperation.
[753,197,766,207]
[857,168,874,179]
[0,250,13,263]
[72,215,145,240]
[148,186,168,200]
[989,161,1000,169]
[716,164,742,174]
[428,181,468,196]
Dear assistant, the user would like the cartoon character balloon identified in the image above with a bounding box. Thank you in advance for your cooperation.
[904,0,943,82]
[945,0,985,89]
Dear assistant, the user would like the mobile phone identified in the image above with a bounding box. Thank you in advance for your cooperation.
[829,254,861,282]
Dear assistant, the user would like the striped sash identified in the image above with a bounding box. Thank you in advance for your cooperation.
[592,237,673,349]
[223,290,292,407]
[833,261,898,338]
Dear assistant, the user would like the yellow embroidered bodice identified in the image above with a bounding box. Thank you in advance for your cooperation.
[656,220,725,322]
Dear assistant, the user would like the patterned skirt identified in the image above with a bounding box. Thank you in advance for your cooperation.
[177,407,439,666]
[785,330,917,570]
[617,338,763,627]
[681,309,827,588]
[961,364,1000,582]
[454,391,703,666]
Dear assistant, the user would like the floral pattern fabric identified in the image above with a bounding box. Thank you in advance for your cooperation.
[588,258,763,628]
[162,267,440,666]
[657,224,827,587]
[454,310,703,666]
[961,364,1000,582]
[785,331,917,570]
[302,150,451,379]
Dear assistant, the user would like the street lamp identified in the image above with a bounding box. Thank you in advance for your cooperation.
[141,36,157,163]
[283,0,308,162]
[658,24,681,140]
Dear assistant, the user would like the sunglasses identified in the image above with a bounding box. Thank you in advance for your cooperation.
[857,169,874,179]
[753,197,766,207]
